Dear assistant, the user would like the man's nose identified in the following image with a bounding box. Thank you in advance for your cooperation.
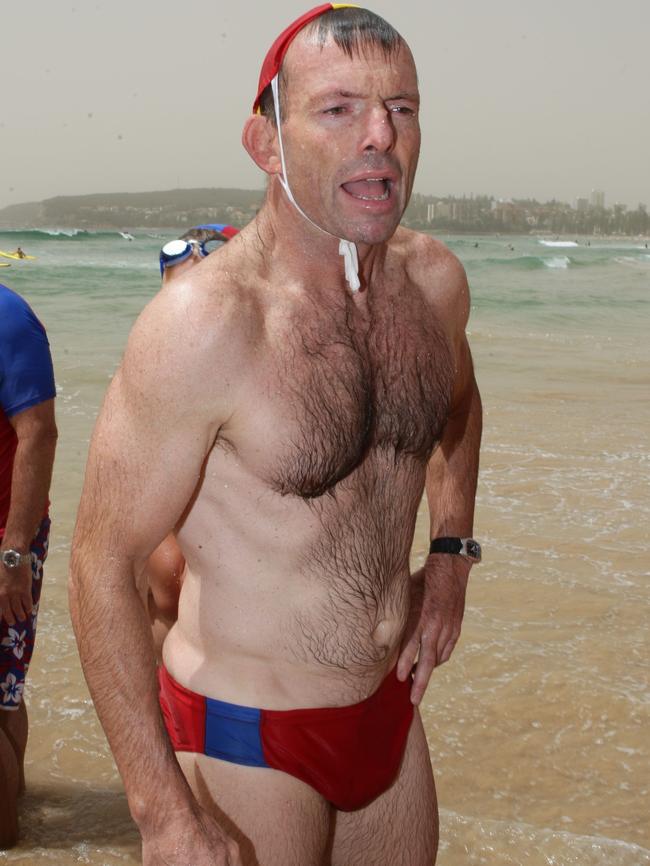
[360,106,395,153]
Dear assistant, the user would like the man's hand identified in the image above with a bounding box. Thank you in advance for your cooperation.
[397,555,471,705]
[0,560,32,626]
[142,805,243,866]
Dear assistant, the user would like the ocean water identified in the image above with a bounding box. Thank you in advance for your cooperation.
[0,228,648,865]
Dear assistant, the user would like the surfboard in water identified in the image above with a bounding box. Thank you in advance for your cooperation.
[0,250,36,260]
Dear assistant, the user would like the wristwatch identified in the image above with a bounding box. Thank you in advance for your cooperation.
[1,549,31,569]
[429,537,482,563]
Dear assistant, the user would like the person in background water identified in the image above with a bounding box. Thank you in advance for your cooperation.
[147,224,238,657]
[0,283,57,848]
[70,6,482,865]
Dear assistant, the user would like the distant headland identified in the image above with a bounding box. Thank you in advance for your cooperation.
[0,188,648,237]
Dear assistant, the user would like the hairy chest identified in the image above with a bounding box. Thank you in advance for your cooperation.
[263,289,455,499]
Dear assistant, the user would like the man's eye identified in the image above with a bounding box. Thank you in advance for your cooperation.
[324,106,346,115]
[391,105,416,115]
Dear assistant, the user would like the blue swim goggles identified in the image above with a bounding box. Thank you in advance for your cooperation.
[159,224,235,275]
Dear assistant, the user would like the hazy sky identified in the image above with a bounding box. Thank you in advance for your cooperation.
[2,0,648,211]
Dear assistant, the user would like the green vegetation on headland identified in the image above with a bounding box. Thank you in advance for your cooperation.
[0,189,648,236]
[0,189,263,232]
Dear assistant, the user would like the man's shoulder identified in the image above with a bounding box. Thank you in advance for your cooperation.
[0,283,29,320]
[0,284,48,344]
[122,259,264,403]
[151,254,260,333]
[0,284,55,416]
[392,228,468,302]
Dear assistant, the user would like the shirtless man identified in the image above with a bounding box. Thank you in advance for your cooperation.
[69,6,482,866]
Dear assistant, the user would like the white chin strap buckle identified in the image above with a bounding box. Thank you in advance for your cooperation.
[339,240,361,292]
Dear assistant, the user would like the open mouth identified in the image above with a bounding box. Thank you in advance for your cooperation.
[341,178,391,201]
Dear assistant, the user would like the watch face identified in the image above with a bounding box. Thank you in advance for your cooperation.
[2,550,21,568]
[465,540,482,562]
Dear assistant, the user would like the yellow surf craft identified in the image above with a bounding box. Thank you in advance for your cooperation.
[0,262,10,268]
[0,250,36,260]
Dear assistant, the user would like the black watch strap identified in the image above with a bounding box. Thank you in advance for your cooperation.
[429,537,481,562]
[429,537,463,555]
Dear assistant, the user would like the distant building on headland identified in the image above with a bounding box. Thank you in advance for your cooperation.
[590,189,606,210]
[406,191,648,235]
[1,187,648,237]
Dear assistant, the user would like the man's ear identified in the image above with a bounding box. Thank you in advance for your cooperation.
[242,114,281,175]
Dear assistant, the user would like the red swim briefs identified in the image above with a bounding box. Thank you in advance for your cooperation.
[158,663,414,811]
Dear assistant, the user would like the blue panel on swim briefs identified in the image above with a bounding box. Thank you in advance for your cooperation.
[204,698,268,768]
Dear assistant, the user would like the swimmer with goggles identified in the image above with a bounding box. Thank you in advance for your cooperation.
[159,223,239,276]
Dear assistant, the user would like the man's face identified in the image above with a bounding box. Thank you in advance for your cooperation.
[278,33,421,246]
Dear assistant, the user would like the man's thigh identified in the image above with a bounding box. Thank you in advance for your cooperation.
[329,710,438,866]
[177,751,332,866]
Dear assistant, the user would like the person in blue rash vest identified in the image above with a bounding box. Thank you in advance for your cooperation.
[0,283,57,848]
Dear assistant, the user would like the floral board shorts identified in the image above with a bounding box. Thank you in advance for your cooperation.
[0,517,50,710]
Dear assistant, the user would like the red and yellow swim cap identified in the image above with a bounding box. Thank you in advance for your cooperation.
[253,3,360,113]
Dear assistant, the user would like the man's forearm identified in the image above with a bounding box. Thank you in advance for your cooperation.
[427,378,482,538]
[2,431,57,549]
[68,540,196,834]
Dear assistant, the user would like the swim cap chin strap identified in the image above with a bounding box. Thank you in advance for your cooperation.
[271,75,361,293]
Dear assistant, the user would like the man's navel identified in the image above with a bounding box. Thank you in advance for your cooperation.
[371,617,401,651]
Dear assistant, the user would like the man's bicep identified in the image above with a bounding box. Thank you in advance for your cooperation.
[427,337,481,482]
[449,334,479,417]
[77,363,216,563]
[9,398,57,438]
[74,286,241,564]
